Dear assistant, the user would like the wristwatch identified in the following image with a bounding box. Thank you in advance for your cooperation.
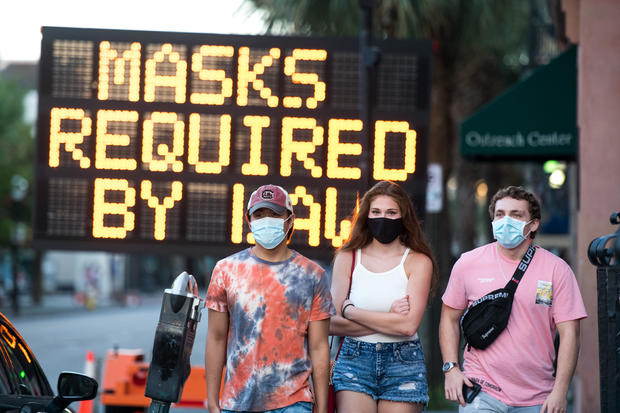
[442,361,458,373]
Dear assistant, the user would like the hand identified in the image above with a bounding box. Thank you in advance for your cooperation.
[313,403,327,413]
[540,388,567,412]
[444,368,472,407]
[207,402,220,413]
[390,296,410,314]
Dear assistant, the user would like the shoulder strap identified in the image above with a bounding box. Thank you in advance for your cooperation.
[504,244,536,294]
[399,248,411,265]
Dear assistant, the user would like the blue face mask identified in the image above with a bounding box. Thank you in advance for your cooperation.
[251,216,290,249]
[492,216,532,249]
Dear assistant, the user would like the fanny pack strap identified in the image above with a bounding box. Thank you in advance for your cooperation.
[461,244,537,352]
[503,243,537,295]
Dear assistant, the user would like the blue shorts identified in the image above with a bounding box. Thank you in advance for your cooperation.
[332,337,429,404]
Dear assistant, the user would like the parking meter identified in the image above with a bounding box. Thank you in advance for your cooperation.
[145,272,204,413]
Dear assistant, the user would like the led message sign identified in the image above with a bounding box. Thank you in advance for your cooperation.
[35,27,431,257]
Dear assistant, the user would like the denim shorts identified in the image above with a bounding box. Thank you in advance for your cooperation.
[332,337,429,404]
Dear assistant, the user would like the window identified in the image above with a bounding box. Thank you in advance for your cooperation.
[0,321,49,397]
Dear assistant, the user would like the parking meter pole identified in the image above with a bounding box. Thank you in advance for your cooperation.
[587,212,620,413]
[147,400,170,413]
[144,272,204,413]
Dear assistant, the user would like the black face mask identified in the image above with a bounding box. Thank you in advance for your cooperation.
[367,217,404,244]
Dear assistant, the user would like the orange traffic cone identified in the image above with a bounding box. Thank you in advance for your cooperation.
[78,351,96,413]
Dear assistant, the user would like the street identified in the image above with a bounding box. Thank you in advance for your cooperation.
[11,296,209,393]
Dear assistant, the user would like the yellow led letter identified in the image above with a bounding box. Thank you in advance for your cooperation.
[237,47,280,107]
[188,114,231,173]
[326,119,362,179]
[92,178,136,239]
[144,43,187,103]
[280,117,323,178]
[190,45,234,105]
[283,49,327,109]
[241,115,270,176]
[95,110,139,170]
[373,120,417,181]
[324,187,353,248]
[140,180,183,241]
[142,112,185,172]
[98,41,141,101]
[290,186,321,246]
[49,107,92,168]
[230,183,245,244]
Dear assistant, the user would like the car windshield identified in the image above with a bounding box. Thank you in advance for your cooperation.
[0,321,48,396]
[0,348,11,395]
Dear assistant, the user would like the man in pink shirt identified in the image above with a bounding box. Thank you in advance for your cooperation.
[439,186,586,412]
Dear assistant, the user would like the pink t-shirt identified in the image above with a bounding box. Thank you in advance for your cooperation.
[442,243,587,406]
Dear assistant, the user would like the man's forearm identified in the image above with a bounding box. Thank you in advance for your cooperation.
[206,309,229,411]
[439,305,470,406]
[439,313,461,363]
[205,336,226,410]
[309,319,331,413]
[310,343,330,413]
[553,321,580,395]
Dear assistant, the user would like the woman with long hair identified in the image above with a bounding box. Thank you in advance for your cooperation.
[330,180,438,413]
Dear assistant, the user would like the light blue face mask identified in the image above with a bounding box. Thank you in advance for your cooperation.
[492,216,532,249]
[251,216,290,249]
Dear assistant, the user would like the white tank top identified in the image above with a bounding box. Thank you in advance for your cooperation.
[348,248,418,343]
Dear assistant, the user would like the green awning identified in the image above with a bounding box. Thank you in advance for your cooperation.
[460,46,577,160]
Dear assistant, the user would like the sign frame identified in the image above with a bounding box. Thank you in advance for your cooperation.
[34,26,431,259]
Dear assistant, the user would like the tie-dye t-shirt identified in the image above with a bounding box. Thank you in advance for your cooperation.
[205,248,335,411]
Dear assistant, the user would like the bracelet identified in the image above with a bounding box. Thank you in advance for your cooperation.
[342,303,355,319]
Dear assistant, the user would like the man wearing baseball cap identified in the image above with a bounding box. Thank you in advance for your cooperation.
[206,184,335,413]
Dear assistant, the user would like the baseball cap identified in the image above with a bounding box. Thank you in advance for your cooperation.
[247,184,293,215]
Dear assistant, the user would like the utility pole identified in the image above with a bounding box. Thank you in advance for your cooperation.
[358,0,380,188]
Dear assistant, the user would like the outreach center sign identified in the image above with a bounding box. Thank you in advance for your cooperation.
[461,46,577,160]
[464,131,574,151]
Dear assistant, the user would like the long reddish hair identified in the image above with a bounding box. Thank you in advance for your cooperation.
[340,180,439,294]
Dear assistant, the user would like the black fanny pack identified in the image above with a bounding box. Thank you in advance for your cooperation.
[460,244,536,350]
